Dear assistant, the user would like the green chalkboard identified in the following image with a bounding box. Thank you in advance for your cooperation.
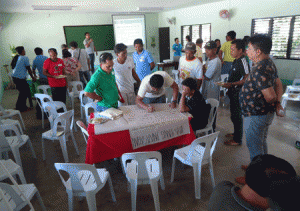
[63,25,115,51]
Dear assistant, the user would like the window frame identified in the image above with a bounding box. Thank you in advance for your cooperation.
[181,23,211,52]
[251,15,300,60]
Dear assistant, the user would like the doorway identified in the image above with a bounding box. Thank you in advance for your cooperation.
[159,27,170,62]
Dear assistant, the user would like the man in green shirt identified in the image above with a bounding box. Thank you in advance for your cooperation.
[84,52,122,111]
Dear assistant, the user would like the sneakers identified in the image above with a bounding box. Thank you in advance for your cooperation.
[295,141,300,149]
[224,139,241,146]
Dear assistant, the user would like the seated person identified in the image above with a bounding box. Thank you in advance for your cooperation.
[179,78,210,132]
[136,71,178,113]
[207,154,296,211]
[84,52,122,112]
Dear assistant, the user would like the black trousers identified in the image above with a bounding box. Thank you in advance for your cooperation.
[229,90,243,144]
[12,77,33,111]
[51,87,67,112]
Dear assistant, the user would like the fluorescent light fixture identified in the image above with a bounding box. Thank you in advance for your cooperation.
[32,5,75,10]
[137,7,164,12]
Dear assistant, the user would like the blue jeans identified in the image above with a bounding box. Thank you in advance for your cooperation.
[221,61,233,74]
[96,105,109,112]
[79,71,91,88]
[244,112,275,161]
[89,53,95,74]
[142,95,166,104]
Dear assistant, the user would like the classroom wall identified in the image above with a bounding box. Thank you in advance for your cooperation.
[0,12,159,83]
[158,0,300,81]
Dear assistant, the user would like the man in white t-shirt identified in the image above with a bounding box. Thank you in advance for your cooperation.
[69,41,91,88]
[113,43,141,106]
[136,71,179,112]
[83,32,98,74]
[178,42,203,101]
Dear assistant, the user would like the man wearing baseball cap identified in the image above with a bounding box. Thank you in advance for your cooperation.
[201,41,222,101]
[177,42,203,101]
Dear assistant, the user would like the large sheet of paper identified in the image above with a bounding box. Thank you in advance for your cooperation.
[93,104,191,147]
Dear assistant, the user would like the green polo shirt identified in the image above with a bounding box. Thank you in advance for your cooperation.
[84,67,119,108]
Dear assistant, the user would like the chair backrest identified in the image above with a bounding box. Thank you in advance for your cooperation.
[69,81,83,94]
[121,151,163,184]
[0,182,27,210]
[54,163,105,192]
[34,93,53,110]
[79,91,93,107]
[292,78,300,86]
[76,121,88,144]
[84,102,97,123]
[36,85,51,95]
[206,98,219,128]
[52,110,74,137]
[44,102,60,128]
[0,124,23,148]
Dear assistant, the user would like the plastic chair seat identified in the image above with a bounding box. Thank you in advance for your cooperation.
[1,119,23,134]
[6,135,29,148]
[0,107,26,131]
[0,159,27,184]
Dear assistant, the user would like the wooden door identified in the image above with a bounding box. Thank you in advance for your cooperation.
[159,27,170,62]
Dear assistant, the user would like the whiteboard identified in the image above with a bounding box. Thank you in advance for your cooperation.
[112,15,146,52]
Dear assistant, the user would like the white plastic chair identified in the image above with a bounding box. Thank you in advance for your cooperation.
[0,182,46,211]
[195,99,219,137]
[292,78,300,86]
[54,163,116,211]
[68,81,83,110]
[121,151,165,211]
[36,85,51,95]
[76,121,88,144]
[34,93,67,129]
[84,102,97,124]
[79,90,93,121]
[170,132,220,199]
[0,124,36,168]
[42,110,79,162]
[0,119,23,135]
[0,105,25,131]
[0,159,26,184]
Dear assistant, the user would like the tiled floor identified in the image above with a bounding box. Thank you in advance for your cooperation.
[1,88,300,210]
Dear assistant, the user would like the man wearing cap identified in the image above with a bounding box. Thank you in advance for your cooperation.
[219,31,236,74]
[208,154,296,211]
[201,41,222,101]
[178,42,203,101]
[195,38,203,63]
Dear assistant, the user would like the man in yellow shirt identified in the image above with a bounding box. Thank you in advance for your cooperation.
[219,31,236,74]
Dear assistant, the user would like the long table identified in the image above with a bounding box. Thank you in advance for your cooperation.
[85,104,196,164]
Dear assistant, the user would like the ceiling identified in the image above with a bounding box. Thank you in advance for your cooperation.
[0,0,224,13]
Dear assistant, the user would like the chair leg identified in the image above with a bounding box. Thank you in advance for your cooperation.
[107,173,116,202]
[209,157,215,187]
[17,168,27,184]
[86,192,97,211]
[59,137,69,163]
[81,107,84,120]
[17,113,26,131]
[130,179,138,211]
[170,156,176,183]
[36,190,47,211]
[67,192,74,211]
[70,132,79,156]
[192,163,202,199]
[159,174,165,190]
[150,179,160,211]
[42,138,46,161]
[42,109,45,129]
[27,139,37,159]
[11,148,22,168]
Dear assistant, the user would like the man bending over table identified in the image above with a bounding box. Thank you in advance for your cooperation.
[136,71,179,112]
[84,52,122,112]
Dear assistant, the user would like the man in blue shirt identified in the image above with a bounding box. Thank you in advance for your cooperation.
[172,38,182,57]
[32,47,48,85]
[132,38,155,80]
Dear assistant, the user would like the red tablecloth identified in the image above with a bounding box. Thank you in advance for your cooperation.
[85,113,196,164]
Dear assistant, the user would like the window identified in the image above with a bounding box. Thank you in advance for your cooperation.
[181,23,211,53]
[251,15,300,60]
